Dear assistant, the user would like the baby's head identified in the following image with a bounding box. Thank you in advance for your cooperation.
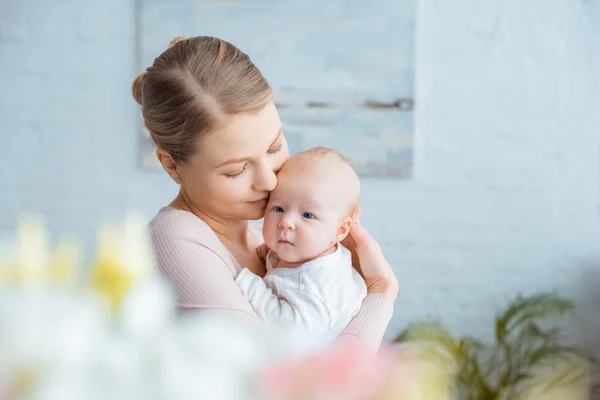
[263,147,360,265]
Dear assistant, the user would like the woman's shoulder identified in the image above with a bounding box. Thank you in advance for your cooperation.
[150,206,210,233]
[149,206,234,264]
[150,206,212,240]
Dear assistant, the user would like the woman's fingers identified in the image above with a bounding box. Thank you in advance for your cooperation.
[350,206,380,253]
[352,205,362,225]
[350,206,367,243]
[348,206,397,297]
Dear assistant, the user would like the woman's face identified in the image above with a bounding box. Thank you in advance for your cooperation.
[177,101,289,221]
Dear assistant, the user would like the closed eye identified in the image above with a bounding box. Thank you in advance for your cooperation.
[224,164,248,179]
[268,142,283,155]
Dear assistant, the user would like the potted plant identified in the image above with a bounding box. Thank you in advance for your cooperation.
[394,293,591,399]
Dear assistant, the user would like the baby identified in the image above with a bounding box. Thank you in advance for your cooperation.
[235,147,367,342]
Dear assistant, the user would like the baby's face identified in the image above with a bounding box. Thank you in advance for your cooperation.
[263,170,348,265]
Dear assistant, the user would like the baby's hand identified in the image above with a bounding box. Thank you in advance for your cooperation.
[256,243,270,260]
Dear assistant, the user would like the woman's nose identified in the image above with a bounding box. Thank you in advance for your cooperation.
[253,161,278,192]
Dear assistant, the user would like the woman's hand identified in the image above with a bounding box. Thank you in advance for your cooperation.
[341,206,398,300]
[256,243,270,260]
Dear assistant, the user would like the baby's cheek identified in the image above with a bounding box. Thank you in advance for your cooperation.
[262,217,277,245]
[302,226,326,249]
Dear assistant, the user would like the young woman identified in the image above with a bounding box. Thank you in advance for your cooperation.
[134,36,398,350]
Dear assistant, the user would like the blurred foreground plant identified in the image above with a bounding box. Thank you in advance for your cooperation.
[393,293,591,399]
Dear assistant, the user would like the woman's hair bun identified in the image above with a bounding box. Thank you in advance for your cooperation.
[132,72,146,105]
[169,36,187,48]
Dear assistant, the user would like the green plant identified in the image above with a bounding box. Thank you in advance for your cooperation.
[394,292,591,399]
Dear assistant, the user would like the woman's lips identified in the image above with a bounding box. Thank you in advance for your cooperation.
[248,197,268,207]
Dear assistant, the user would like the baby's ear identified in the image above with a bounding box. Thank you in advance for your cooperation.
[335,216,353,242]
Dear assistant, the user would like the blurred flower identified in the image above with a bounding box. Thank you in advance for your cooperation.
[0,287,108,399]
[0,215,79,287]
[391,320,464,399]
[511,352,591,400]
[258,341,413,400]
[380,342,457,400]
[0,214,48,286]
[89,213,156,312]
[48,238,79,285]
[14,214,49,285]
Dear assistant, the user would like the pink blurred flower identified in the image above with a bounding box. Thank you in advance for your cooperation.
[258,342,418,400]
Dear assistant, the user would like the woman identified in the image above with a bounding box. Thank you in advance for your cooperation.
[133,36,398,350]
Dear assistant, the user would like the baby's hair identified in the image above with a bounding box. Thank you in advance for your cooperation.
[298,146,349,163]
[132,36,272,164]
[293,147,360,215]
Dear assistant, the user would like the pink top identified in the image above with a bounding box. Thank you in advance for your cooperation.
[149,206,394,350]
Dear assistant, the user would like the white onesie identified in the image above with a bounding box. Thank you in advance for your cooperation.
[235,244,367,342]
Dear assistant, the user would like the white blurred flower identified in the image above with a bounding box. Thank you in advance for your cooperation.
[0,288,108,399]
[118,277,176,338]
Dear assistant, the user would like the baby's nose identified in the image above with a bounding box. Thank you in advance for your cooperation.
[278,216,295,230]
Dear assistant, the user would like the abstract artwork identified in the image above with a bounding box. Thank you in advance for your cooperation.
[137,0,415,178]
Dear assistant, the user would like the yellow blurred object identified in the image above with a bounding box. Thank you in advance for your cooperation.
[378,341,460,400]
[0,261,17,284]
[0,213,156,313]
[388,321,463,399]
[13,366,37,397]
[0,215,80,286]
[15,214,49,285]
[89,228,136,311]
[89,213,155,311]
[512,353,591,400]
[48,238,79,284]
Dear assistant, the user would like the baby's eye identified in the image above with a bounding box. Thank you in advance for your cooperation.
[273,206,284,213]
[302,212,314,219]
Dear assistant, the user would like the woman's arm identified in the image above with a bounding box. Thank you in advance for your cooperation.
[150,208,261,323]
[339,294,394,350]
[339,207,398,351]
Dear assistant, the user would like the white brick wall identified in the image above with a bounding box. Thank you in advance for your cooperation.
[1,0,599,348]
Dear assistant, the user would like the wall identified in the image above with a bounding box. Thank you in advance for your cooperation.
[1,0,599,348]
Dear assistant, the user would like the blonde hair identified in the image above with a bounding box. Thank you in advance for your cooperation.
[298,146,348,162]
[289,146,360,214]
[132,36,272,164]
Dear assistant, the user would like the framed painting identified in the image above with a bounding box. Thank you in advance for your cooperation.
[136,0,415,178]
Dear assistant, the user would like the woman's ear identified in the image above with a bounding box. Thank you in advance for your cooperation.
[335,216,353,243]
[156,148,181,184]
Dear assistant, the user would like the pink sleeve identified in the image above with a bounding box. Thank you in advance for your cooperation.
[150,208,260,322]
[340,294,395,352]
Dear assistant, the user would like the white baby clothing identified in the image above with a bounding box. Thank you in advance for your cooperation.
[235,244,367,342]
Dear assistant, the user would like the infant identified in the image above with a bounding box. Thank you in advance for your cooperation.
[235,147,367,342]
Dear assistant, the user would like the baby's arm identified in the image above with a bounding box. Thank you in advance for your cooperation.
[235,269,331,336]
